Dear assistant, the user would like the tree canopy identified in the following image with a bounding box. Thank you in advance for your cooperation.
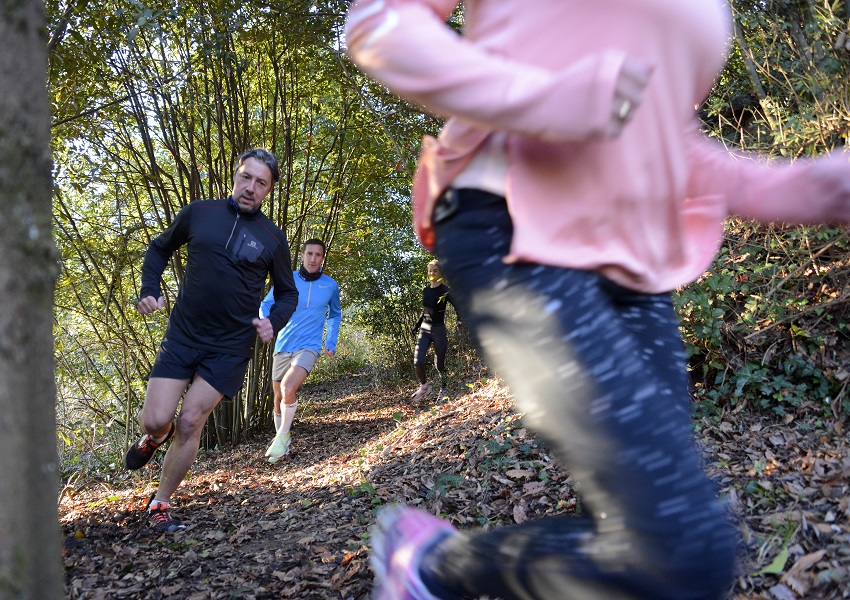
[46,0,850,475]
[48,0,439,466]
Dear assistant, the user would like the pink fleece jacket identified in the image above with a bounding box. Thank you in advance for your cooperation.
[346,0,850,293]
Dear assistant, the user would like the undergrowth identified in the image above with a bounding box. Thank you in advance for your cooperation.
[676,221,850,420]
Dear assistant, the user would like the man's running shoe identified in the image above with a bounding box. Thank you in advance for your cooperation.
[266,431,292,463]
[410,384,431,403]
[436,388,449,402]
[124,422,175,470]
[370,505,457,600]
[146,496,185,532]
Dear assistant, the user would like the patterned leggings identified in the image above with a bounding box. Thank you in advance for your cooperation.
[424,189,736,600]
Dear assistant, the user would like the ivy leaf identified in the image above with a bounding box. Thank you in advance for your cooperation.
[756,546,789,576]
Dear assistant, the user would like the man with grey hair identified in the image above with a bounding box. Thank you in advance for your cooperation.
[126,148,298,531]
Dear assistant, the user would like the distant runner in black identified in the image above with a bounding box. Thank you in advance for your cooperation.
[411,259,460,402]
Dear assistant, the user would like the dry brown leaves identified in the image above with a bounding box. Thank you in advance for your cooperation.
[60,372,849,599]
[702,408,850,600]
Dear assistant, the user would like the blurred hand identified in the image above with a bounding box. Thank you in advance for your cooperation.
[137,296,165,315]
[808,153,850,223]
[326,349,335,358]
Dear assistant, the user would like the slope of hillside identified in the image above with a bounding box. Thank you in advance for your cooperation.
[60,372,849,599]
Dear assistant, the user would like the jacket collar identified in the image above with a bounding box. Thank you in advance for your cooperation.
[227,196,262,218]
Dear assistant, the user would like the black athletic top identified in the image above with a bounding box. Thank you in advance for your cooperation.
[140,198,298,358]
[419,283,456,328]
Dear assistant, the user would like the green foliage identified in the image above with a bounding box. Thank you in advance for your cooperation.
[344,250,429,378]
[706,1,850,154]
[684,2,850,419]
[675,222,850,419]
[46,0,850,481]
[467,415,543,474]
[306,325,373,383]
[348,480,381,507]
[46,0,438,476]
[427,473,466,499]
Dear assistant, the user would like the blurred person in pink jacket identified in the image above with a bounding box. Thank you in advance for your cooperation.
[346,1,850,599]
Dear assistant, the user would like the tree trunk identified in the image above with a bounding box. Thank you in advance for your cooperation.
[0,1,63,598]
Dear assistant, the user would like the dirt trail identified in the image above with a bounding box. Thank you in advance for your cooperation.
[60,373,850,599]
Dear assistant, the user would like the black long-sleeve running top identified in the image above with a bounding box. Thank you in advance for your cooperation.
[140,198,298,358]
[420,283,456,327]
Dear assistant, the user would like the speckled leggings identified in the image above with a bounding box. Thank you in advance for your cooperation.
[424,189,736,600]
[414,324,448,373]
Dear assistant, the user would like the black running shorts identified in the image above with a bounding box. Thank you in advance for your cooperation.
[149,337,250,398]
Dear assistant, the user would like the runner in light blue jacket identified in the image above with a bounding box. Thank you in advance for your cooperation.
[258,238,341,461]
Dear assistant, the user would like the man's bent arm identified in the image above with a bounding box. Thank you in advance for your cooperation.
[325,283,342,352]
[259,287,275,320]
[140,205,192,300]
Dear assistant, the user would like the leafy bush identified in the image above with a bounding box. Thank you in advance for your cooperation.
[675,221,850,418]
[308,325,373,383]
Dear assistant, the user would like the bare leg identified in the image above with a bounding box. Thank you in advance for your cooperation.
[140,376,190,439]
[281,365,309,406]
[154,374,223,502]
[272,379,283,413]
[277,365,308,434]
[266,366,309,460]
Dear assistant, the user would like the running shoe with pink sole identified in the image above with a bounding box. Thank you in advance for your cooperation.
[370,505,457,600]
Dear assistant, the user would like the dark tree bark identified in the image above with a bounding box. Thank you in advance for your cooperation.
[0,0,63,597]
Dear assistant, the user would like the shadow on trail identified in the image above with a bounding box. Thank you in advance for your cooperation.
[61,370,490,600]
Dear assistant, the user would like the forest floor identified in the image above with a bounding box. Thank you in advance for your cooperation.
[60,369,849,600]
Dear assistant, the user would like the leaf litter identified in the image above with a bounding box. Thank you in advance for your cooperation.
[60,371,849,599]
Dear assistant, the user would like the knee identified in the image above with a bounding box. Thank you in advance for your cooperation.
[139,410,173,435]
[173,410,207,438]
[282,381,300,400]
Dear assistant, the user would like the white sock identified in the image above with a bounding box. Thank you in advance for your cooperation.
[280,401,298,435]
[273,412,282,431]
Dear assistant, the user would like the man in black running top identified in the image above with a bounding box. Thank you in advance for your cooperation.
[411,259,460,402]
[125,148,298,531]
